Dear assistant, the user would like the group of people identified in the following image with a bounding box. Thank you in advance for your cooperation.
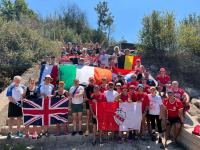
[6,42,190,149]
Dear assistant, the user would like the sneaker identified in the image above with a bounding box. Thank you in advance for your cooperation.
[151,134,156,141]
[85,130,89,136]
[79,131,83,135]
[71,131,77,136]
[32,131,38,139]
[92,140,96,145]
[158,137,162,143]
[16,131,24,137]
[44,131,49,137]
[7,132,12,140]
[25,133,30,139]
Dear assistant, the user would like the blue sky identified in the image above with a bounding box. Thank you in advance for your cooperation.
[26,0,200,43]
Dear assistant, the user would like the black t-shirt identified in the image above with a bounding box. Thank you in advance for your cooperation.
[26,87,38,99]
[54,90,68,99]
[85,84,94,100]
[95,48,100,54]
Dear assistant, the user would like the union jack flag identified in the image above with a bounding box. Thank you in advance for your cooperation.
[22,97,69,126]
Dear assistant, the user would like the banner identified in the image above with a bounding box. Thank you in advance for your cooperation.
[96,102,142,131]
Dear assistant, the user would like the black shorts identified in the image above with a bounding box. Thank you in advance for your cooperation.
[86,101,90,110]
[92,117,97,124]
[167,117,181,126]
[71,104,83,113]
[8,102,22,118]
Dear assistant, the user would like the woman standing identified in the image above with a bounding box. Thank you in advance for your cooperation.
[53,81,69,135]
[24,78,38,138]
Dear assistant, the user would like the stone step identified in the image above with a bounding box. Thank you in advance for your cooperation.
[0,122,94,136]
[6,115,88,126]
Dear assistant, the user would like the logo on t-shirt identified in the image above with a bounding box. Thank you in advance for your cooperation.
[113,108,126,126]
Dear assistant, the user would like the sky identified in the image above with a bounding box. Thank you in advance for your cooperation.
[26,0,200,43]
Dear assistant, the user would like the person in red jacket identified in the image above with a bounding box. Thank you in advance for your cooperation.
[127,74,139,89]
[162,89,184,148]
[116,85,132,102]
[156,68,171,97]
[100,77,108,93]
[171,81,190,112]
[134,84,150,139]
[89,85,106,145]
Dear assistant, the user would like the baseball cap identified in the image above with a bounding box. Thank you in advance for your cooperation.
[137,84,144,89]
[116,83,122,86]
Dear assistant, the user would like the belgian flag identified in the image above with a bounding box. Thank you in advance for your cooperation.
[118,55,141,70]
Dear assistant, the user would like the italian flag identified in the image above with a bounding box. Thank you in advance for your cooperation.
[91,102,142,131]
[59,64,112,89]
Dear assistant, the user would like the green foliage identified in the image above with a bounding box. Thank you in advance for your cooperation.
[140,11,200,88]
[0,0,37,21]
[0,21,60,90]
[140,10,176,55]
[95,1,114,44]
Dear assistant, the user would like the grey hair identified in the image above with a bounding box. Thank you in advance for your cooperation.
[172,81,179,85]
[14,76,22,81]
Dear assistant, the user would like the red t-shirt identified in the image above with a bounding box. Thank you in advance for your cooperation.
[128,81,139,89]
[119,93,130,102]
[134,92,150,113]
[173,88,185,99]
[100,84,107,93]
[163,98,183,118]
[90,93,106,102]
[130,91,137,102]
[156,74,171,85]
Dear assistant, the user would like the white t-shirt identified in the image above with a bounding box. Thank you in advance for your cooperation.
[6,84,25,102]
[104,90,119,102]
[99,54,110,66]
[148,94,163,115]
[69,86,84,104]
[40,84,54,97]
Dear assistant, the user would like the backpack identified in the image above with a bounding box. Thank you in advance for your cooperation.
[192,125,200,136]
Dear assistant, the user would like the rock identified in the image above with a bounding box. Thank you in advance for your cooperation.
[185,88,200,99]
[191,99,200,109]
[188,103,200,116]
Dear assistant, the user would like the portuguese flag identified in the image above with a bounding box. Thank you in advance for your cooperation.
[59,65,112,89]
[118,55,141,70]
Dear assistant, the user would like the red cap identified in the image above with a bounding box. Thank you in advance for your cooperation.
[122,85,128,89]
[136,58,141,62]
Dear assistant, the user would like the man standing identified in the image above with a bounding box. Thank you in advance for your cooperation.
[162,89,184,148]
[104,82,119,102]
[6,76,25,139]
[69,79,84,136]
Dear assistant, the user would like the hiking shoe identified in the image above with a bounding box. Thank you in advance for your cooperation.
[71,131,77,136]
[7,132,12,140]
[79,131,83,135]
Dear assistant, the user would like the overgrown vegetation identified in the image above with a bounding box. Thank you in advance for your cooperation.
[140,11,200,88]
[0,0,109,91]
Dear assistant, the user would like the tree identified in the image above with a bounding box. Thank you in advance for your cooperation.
[140,10,176,56]
[95,1,114,44]
[0,0,37,21]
